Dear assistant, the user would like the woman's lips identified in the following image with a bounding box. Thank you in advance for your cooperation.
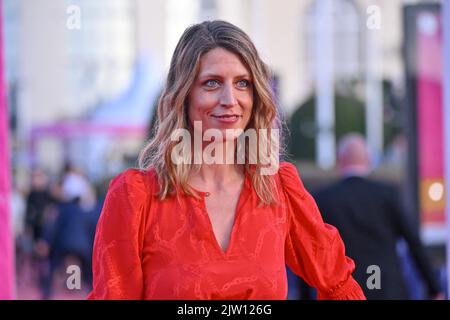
[210,114,242,123]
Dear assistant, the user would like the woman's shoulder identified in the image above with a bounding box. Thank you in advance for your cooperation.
[100,168,158,222]
[107,167,157,196]
[278,161,297,173]
[277,161,306,197]
[277,161,300,180]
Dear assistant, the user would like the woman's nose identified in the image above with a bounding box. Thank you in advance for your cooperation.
[220,84,237,107]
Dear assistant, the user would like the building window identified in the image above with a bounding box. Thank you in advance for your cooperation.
[66,0,137,111]
[304,0,362,83]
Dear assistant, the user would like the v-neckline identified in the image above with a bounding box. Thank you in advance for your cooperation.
[191,170,249,258]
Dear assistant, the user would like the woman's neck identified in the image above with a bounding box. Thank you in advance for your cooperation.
[188,137,245,190]
[195,163,244,188]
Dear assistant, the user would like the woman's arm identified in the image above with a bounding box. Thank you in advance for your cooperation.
[279,162,365,300]
[88,169,151,300]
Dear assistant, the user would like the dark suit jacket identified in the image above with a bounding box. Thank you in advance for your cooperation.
[313,176,440,299]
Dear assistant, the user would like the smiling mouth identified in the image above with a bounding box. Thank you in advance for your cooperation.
[210,115,242,119]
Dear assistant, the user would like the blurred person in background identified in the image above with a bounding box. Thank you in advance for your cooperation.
[11,177,26,240]
[25,168,55,244]
[313,133,442,299]
[10,173,27,286]
[22,168,56,293]
[39,164,98,299]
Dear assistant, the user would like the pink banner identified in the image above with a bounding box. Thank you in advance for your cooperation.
[417,12,445,224]
[0,0,15,299]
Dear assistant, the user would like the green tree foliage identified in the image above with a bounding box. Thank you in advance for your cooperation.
[287,94,366,160]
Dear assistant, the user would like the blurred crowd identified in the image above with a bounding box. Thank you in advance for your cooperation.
[10,163,104,299]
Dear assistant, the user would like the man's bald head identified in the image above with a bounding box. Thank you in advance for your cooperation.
[337,133,371,175]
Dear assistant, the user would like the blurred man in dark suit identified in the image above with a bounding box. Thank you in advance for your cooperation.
[314,133,442,299]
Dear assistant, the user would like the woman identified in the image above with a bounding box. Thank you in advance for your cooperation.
[88,20,365,300]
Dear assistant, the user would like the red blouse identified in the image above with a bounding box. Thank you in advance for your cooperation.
[87,162,365,300]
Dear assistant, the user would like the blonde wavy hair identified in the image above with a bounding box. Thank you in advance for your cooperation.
[138,20,284,205]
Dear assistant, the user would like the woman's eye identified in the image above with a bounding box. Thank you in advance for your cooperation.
[237,79,250,88]
[204,80,220,88]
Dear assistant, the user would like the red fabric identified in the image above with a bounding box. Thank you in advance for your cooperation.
[88,162,365,300]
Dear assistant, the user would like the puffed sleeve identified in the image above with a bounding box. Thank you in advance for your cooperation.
[279,162,365,300]
[87,169,152,299]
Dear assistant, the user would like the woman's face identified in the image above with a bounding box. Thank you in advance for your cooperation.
[188,47,254,141]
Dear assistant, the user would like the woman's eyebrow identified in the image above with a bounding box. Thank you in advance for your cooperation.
[198,72,251,79]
